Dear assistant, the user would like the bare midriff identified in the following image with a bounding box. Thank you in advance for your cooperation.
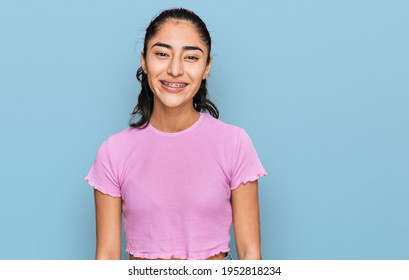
[129,251,227,260]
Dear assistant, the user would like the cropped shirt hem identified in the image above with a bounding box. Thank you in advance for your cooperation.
[126,245,230,260]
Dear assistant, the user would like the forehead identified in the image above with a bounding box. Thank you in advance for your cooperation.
[148,19,208,50]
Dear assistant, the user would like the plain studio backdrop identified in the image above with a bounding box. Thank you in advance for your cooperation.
[0,0,408,259]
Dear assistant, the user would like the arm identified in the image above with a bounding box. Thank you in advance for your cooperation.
[231,180,262,260]
[94,189,122,259]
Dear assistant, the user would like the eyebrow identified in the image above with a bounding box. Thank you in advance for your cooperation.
[151,42,204,54]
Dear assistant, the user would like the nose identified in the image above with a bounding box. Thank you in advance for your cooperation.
[167,56,184,77]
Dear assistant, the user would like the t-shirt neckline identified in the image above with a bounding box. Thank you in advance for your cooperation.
[147,112,205,137]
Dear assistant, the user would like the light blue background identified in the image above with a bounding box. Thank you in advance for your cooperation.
[1,0,408,259]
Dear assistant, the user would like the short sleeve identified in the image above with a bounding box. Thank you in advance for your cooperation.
[84,139,121,197]
[230,129,267,190]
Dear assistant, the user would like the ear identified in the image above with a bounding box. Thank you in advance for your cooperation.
[141,52,147,74]
[202,56,212,79]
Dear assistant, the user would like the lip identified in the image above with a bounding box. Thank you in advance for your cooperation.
[160,80,188,93]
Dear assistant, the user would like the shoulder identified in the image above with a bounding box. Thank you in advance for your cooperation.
[100,126,147,153]
[105,127,138,141]
[201,113,257,151]
[201,113,244,138]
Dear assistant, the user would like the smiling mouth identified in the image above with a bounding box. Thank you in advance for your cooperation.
[161,81,187,88]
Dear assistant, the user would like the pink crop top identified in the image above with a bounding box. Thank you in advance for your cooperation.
[85,113,266,259]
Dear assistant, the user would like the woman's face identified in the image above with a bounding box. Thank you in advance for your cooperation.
[141,19,211,113]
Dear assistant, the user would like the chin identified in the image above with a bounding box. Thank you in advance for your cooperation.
[155,95,194,110]
[162,102,191,110]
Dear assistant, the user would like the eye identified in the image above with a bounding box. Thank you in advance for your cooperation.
[155,52,169,58]
[185,56,199,61]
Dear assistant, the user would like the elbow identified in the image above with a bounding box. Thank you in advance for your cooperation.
[95,248,122,260]
[237,247,262,260]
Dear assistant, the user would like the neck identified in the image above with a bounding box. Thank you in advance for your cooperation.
[150,106,200,133]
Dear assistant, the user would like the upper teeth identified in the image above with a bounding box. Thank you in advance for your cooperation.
[162,81,186,88]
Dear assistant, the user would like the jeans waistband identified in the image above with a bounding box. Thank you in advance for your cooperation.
[223,252,233,260]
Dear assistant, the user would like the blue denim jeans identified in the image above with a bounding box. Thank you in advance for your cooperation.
[223,252,233,260]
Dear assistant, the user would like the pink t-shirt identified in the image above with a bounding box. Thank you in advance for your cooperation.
[85,113,266,259]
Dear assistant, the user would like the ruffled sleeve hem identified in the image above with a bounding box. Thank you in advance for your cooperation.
[84,176,121,198]
[231,171,267,190]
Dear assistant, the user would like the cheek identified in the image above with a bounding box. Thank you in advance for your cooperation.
[146,60,161,75]
[188,65,208,81]
[145,53,167,73]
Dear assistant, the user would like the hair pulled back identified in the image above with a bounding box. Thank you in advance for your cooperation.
[129,8,219,128]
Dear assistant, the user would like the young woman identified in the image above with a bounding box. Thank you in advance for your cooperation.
[85,8,266,260]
